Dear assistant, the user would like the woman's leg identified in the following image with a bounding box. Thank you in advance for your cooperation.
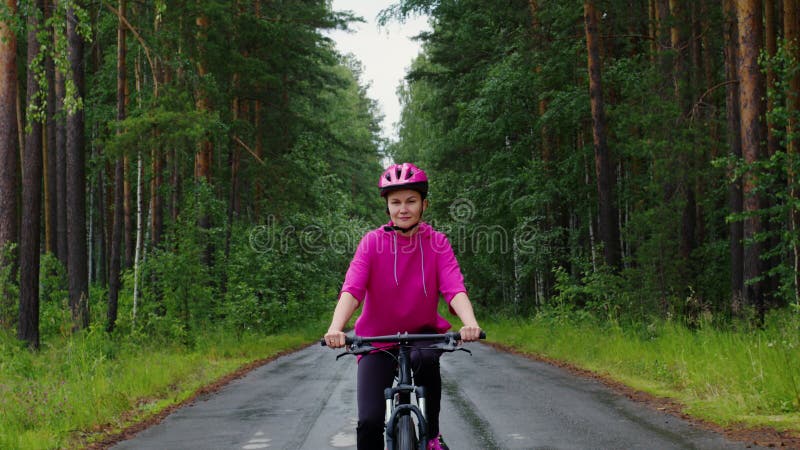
[357,352,396,449]
[411,345,442,438]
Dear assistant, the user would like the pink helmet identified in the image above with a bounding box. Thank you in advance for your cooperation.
[379,162,429,198]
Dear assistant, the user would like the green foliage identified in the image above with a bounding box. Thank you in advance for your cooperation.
[0,244,18,329]
[388,0,756,323]
[0,325,315,450]
[38,254,69,339]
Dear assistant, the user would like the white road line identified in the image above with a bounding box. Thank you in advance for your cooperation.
[242,432,272,449]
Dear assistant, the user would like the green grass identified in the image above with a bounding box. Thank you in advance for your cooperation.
[0,325,320,450]
[483,311,800,433]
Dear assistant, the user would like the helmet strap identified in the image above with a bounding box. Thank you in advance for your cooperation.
[383,199,427,233]
[383,222,420,233]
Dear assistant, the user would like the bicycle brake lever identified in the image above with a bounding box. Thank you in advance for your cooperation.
[336,344,378,359]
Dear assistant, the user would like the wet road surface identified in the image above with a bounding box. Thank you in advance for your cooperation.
[112,342,763,449]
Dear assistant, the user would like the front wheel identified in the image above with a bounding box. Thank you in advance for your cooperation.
[395,414,418,450]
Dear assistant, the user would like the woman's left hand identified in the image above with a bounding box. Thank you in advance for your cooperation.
[459,325,482,342]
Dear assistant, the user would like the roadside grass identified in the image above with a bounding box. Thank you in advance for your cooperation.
[5,302,799,449]
[0,324,322,450]
[482,309,800,433]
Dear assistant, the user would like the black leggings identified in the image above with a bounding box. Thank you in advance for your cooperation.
[356,344,442,449]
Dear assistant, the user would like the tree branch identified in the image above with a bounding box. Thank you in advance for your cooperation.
[233,135,265,165]
[103,0,158,97]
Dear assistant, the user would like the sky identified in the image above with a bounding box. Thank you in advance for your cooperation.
[326,0,431,142]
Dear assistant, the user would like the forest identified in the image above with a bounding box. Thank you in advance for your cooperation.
[0,0,799,447]
[388,0,800,325]
[0,0,386,350]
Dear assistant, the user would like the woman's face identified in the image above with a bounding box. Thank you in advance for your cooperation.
[386,189,426,230]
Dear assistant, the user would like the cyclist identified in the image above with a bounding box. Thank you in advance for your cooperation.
[324,162,482,450]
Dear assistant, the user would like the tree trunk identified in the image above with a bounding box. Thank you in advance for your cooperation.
[66,2,89,331]
[736,0,765,320]
[195,11,213,265]
[107,0,126,333]
[254,101,262,218]
[654,0,672,80]
[123,154,132,267]
[584,0,621,269]
[131,51,145,321]
[785,0,800,304]
[150,148,163,247]
[762,0,782,302]
[0,0,18,329]
[253,1,262,219]
[669,0,686,104]
[93,146,106,285]
[19,0,45,349]
[132,150,143,320]
[669,0,696,266]
[222,87,241,295]
[54,15,68,267]
[764,0,778,158]
[44,3,57,256]
[723,0,745,312]
[171,148,181,223]
[195,13,212,185]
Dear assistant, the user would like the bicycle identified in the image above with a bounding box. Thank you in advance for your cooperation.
[321,331,486,450]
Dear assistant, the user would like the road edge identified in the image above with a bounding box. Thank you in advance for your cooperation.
[79,343,314,450]
[484,341,800,449]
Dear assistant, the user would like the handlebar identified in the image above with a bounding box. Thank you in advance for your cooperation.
[320,331,486,347]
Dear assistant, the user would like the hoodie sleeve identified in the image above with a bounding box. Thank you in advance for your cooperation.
[435,233,466,303]
[339,232,373,304]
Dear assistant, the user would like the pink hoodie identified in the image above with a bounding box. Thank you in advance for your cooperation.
[340,222,466,337]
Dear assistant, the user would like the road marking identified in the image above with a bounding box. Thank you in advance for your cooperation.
[330,431,356,447]
[330,417,357,447]
[242,432,272,449]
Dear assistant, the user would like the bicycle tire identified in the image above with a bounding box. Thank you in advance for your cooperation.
[395,414,418,450]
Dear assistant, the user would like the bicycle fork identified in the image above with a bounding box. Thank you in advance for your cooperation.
[384,384,428,449]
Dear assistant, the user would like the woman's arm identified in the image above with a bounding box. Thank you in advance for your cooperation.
[449,292,482,341]
[324,292,360,348]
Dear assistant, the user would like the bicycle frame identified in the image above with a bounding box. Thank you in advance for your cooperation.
[322,331,485,450]
[383,341,429,450]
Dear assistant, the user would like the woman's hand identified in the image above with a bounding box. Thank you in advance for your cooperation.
[458,325,482,342]
[324,329,347,348]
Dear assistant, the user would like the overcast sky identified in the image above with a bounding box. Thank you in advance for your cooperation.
[326,0,431,142]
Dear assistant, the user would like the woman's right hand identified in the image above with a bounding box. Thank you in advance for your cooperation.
[324,329,347,348]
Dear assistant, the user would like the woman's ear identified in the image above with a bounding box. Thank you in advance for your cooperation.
[422,199,429,212]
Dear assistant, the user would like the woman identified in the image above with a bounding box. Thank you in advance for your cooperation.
[324,162,482,450]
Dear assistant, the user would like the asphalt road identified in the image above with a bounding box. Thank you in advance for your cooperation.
[112,342,763,450]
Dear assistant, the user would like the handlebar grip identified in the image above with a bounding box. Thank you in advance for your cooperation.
[452,331,487,340]
[320,336,355,346]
